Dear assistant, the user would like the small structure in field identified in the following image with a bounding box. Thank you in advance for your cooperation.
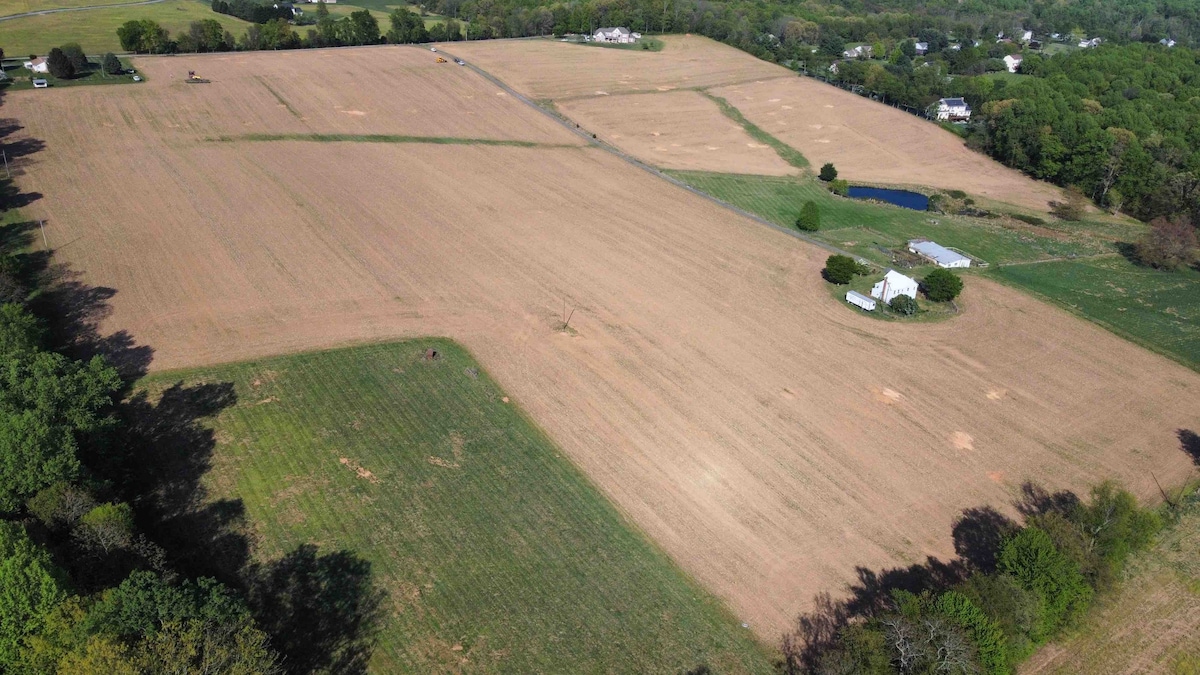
[1003,54,1024,73]
[935,97,971,121]
[908,240,971,268]
[24,57,49,74]
[846,290,877,311]
[593,27,638,43]
[870,270,919,303]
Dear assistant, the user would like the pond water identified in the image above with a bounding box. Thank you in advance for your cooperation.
[847,186,929,211]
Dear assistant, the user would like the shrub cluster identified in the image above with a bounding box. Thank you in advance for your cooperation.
[822,255,868,284]
[796,201,820,232]
[921,268,963,302]
[808,481,1162,673]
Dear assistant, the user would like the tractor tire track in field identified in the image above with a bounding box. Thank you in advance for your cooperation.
[431,44,872,266]
[0,0,164,22]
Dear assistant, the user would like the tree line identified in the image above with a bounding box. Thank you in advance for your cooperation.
[786,481,1170,674]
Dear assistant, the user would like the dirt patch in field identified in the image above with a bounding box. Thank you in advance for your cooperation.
[710,77,1065,212]
[558,90,796,175]
[441,34,788,99]
[10,55,1200,639]
[128,47,580,144]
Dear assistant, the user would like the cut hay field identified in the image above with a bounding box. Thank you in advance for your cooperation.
[708,77,1066,212]
[443,34,787,99]
[557,90,797,176]
[140,340,773,672]
[9,45,1200,638]
[0,0,251,55]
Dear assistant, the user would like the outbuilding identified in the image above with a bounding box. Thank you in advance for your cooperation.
[24,57,48,74]
[870,270,919,303]
[908,240,971,268]
[846,290,877,311]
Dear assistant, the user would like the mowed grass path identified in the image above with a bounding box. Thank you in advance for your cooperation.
[141,340,773,673]
[674,170,1200,371]
[993,257,1200,370]
[0,0,249,54]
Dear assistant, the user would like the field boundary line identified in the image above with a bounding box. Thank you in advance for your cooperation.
[429,45,869,265]
[204,132,578,148]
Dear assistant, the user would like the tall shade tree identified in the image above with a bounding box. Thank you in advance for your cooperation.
[0,522,67,667]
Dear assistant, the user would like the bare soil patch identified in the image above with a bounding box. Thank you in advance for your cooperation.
[127,47,580,144]
[442,34,788,99]
[710,77,1065,211]
[10,54,1200,638]
[558,90,796,175]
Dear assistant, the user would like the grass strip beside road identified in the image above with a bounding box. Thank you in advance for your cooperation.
[140,340,774,673]
[207,133,576,148]
[703,92,809,169]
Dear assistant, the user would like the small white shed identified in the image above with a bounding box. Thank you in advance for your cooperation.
[871,270,919,303]
[846,290,877,311]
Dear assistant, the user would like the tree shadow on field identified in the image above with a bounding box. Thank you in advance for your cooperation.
[31,263,154,381]
[780,483,1071,673]
[119,380,248,583]
[1179,430,1200,467]
[247,544,386,675]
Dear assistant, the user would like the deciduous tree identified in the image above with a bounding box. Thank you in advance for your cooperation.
[1136,215,1196,270]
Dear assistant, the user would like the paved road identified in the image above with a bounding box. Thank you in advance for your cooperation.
[0,0,164,22]
[431,43,869,264]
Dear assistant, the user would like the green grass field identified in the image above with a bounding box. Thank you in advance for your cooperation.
[0,0,250,55]
[140,340,773,673]
[704,93,809,169]
[0,0,128,16]
[669,171,1110,265]
[992,257,1200,370]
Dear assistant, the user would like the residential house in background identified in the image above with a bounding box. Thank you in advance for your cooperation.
[24,57,48,74]
[1160,38,1177,47]
[593,27,638,43]
[914,41,929,55]
[1003,54,1024,73]
[935,97,971,122]
[843,45,873,59]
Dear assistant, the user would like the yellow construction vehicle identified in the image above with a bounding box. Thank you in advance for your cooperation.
[185,70,211,84]
[436,57,447,63]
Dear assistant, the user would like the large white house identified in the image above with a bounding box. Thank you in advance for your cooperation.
[842,45,872,58]
[870,270,919,303]
[24,57,48,74]
[935,97,971,121]
[908,240,971,268]
[1003,54,1024,73]
[593,27,639,43]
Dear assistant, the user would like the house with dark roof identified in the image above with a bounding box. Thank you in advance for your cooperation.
[935,97,971,121]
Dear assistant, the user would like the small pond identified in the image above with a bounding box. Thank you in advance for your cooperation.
[847,186,929,211]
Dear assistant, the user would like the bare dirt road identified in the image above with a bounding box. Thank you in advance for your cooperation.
[9,46,1199,638]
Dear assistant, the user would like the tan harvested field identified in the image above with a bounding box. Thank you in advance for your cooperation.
[709,77,1066,211]
[442,34,788,99]
[127,47,580,143]
[558,90,796,175]
[9,48,1200,639]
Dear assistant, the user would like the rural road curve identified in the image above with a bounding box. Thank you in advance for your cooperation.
[0,0,164,22]
[431,43,870,265]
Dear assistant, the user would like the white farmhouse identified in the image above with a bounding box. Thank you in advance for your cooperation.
[842,45,872,58]
[846,290,877,311]
[24,57,49,74]
[908,240,971,268]
[1003,54,1023,73]
[593,27,636,43]
[870,270,919,303]
[935,97,971,121]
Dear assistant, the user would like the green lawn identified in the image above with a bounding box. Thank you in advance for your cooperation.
[704,93,809,169]
[0,0,250,55]
[668,171,1110,265]
[1,58,138,90]
[140,340,773,673]
[992,257,1200,370]
[0,0,129,16]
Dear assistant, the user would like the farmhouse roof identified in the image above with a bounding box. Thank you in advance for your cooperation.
[882,269,917,286]
[909,240,969,266]
[1004,54,1023,63]
[939,97,968,107]
[29,57,45,66]
[596,27,630,35]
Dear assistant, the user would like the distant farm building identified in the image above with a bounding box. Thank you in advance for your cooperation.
[1003,54,1023,73]
[1020,30,1033,43]
[1160,38,1177,47]
[843,45,872,59]
[593,27,639,43]
[870,270,919,303]
[935,97,971,121]
[914,41,929,55]
[24,57,48,74]
[846,290,877,311]
[908,240,971,268]
[1079,37,1102,48]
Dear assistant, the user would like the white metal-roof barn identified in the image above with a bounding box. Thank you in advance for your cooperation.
[908,240,971,268]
